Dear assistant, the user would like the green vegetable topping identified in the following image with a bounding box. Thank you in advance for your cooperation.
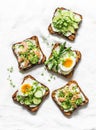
[7,74,15,88]
[17,95,33,105]
[45,42,75,72]
[7,66,14,73]
[16,39,41,65]
[28,52,39,64]
[17,95,24,102]
[57,84,84,111]
[58,91,65,97]
[19,45,24,49]
[41,73,44,76]
[66,92,73,100]
[61,101,71,110]
[25,39,36,50]
[16,80,46,107]
[48,79,51,82]
[52,9,81,36]
[34,90,43,98]
[75,98,83,106]
[33,97,41,105]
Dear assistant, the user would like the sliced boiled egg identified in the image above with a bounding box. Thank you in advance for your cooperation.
[59,56,76,72]
[18,83,32,96]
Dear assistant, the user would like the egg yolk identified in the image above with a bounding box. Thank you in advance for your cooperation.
[21,84,32,94]
[63,58,73,68]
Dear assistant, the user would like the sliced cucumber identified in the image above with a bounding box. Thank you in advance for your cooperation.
[74,15,81,22]
[48,63,53,70]
[34,90,43,98]
[68,26,75,33]
[73,23,78,29]
[24,100,32,105]
[33,97,41,105]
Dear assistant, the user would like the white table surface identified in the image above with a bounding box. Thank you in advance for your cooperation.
[0,0,96,130]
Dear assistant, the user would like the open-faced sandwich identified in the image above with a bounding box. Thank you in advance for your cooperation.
[12,36,46,71]
[52,80,89,117]
[48,7,82,41]
[45,42,81,78]
[12,75,50,112]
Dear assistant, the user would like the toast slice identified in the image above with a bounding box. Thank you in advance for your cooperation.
[12,75,50,112]
[45,43,81,78]
[12,36,46,71]
[48,7,82,41]
[52,80,89,117]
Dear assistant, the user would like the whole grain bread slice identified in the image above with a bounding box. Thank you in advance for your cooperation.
[48,7,82,41]
[12,75,50,112]
[52,80,89,117]
[12,36,46,71]
[45,43,81,78]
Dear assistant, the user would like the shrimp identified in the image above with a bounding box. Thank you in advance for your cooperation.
[33,50,41,58]
[24,60,29,67]
[18,57,24,63]
[21,42,28,53]
[72,94,80,100]
[58,97,65,102]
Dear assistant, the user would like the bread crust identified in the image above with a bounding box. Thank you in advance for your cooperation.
[52,80,89,117]
[12,75,50,112]
[12,36,46,71]
[48,7,82,41]
[45,43,81,78]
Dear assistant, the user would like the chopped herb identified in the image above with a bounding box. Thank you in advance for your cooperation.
[19,45,24,49]
[48,79,51,82]
[51,43,54,46]
[53,77,55,80]
[49,74,56,81]
[33,81,39,86]
[20,49,39,64]
[41,73,44,76]
[61,100,72,110]
[50,75,53,79]
[58,90,65,97]
[45,87,49,91]
[66,92,73,100]
[28,52,39,64]
[7,66,14,73]
[7,75,15,88]
[75,98,83,106]
[41,36,49,45]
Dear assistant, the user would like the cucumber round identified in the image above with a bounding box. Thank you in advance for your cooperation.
[24,100,31,105]
[33,97,41,105]
[34,90,43,98]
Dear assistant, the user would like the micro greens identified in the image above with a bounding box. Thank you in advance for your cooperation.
[7,66,14,73]
[7,66,15,88]
[7,75,15,88]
